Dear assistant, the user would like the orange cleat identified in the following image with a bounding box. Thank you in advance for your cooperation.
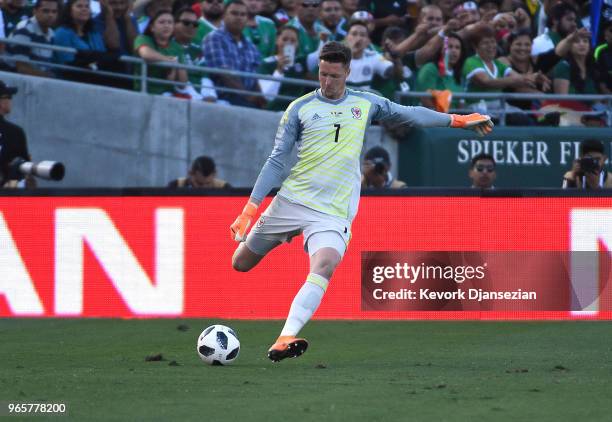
[267,336,309,362]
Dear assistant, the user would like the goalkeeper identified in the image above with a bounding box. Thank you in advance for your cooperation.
[230,41,493,362]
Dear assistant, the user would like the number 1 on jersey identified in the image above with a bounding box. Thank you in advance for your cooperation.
[333,124,341,142]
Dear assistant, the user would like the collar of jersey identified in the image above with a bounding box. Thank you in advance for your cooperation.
[316,88,348,104]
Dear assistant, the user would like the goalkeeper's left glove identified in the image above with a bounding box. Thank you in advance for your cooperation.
[230,201,258,242]
[450,113,494,136]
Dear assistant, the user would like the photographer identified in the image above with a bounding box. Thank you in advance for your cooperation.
[0,81,36,189]
[562,139,612,189]
[361,146,406,189]
[469,152,496,189]
[167,155,231,189]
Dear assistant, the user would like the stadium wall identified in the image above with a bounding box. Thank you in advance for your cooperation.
[0,72,392,188]
[398,127,612,188]
[1,190,611,320]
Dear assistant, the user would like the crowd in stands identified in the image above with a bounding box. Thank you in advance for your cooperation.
[0,0,611,125]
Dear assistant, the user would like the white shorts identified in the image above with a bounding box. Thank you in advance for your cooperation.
[245,195,351,257]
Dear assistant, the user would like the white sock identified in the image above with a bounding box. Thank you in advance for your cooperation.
[280,273,329,337]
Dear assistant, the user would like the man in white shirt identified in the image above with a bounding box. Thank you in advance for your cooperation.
[532,2,577,56]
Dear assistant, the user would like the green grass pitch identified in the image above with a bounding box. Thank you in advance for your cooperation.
[1,319,612,421]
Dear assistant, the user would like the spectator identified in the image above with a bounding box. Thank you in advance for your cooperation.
[492,10,516,31]
[562,139,612,189]
[274,0,299,26]
[348,10,375,45]
[532,0,558,36]
[552,30,599,95]
[361,146,407,189]
[289,0,327,57]
[54,0,106,65]
[454,1,480,29]
[134,10,189,95]
[93,0,138,57]
[389,17,462,86]
[2,0,32,36]
[258,25,308,110]
[174,7,201,63]
[419,4,443,28]
[93,0,139,89]
[432,0,457,22]
[193,0,224,46]
[531,2,577,56]
[339,0,358,25]
[478,0,499,17]
[594,19,612,95]
[319,0,345,41]
[203,0,264,108]
[343,21,401,91]
[371,26,413,100]
[512,6,532,32]
[54,0,122,85]
[357,0,409,45]
[174,7,200,63]
[173,7,217,100]
[462,24,537,111]
[468,152,496,189]
[398,5,445,52]
[0,81,35,189]
[167,155,232,188]
[8,0,59,78]
[133,0,174,33]
[416,32,465,110]
[260,0,279,21]
[498,27,586,111]
[492,12,516,48]
[243,0,277,58]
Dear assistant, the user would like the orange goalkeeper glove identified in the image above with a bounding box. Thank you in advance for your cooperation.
[450,113,494,136]
[230,201,258,242]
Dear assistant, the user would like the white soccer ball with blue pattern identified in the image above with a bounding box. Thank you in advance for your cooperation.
[196,325,240,365]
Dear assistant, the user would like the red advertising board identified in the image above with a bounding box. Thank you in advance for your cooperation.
[1,194,611,319]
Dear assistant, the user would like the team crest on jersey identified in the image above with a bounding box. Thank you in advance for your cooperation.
[257,216,265,228]
[351,107,362,120]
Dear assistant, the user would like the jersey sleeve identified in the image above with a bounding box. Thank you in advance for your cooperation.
[374,54,394,78]
[416,62,439,91]
[552,60,570,81]
[134,34,155,52]
[462,55,485,82]
[497,59,512,77]
[367,92,451,127]
[250,104,301,202]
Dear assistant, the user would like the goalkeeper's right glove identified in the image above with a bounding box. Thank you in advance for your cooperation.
[450,113,494,136]
[230,201,258,242]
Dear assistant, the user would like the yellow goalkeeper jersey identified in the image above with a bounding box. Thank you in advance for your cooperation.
[251,88,451,220]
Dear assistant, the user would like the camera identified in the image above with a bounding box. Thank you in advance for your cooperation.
[9,157,65,181]
[579,156,600,174]
[371,157,387,175]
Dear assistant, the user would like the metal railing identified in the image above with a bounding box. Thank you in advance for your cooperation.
[0,37,318,102]
[395,91,612,126]
[1,37,611,125]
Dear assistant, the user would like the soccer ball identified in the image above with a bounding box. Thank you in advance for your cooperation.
[196,325,240,366]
